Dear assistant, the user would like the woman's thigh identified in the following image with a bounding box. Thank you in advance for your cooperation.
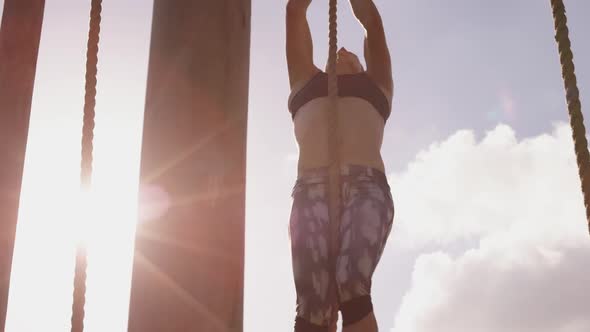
[289,181,336,326]
[336,178,394,302]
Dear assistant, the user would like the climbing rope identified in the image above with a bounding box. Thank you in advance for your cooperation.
[326,0,342,325]
[71,0,101,331]
[550,0,590,235]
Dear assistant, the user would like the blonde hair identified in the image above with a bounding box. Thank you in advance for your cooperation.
[325,49,365,73]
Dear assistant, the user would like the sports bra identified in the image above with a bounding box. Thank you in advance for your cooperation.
[288,71,391,122]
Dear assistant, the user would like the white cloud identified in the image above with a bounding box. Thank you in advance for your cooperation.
[393,242,590,332]
[388,123,590,332]
[388,123,587,249]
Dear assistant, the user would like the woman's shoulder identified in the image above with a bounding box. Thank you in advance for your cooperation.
[288,69,324,106]
[361,71,393,108]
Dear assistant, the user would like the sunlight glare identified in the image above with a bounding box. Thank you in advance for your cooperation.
[5,1,153,331]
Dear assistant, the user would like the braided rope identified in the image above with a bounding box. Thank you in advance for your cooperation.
[550,0,590,235]
[71,0,102,331]
[326,0,342,326]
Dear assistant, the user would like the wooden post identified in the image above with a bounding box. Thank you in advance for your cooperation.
[127,1,250,331]
[0,1,45,330]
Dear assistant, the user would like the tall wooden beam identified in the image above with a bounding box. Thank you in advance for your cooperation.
[127,1,250,331]
[0,1,45,330]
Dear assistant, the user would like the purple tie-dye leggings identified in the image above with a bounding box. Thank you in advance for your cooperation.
[289,164,394,329]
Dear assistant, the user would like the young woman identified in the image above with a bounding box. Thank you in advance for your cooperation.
[286,0,394,331]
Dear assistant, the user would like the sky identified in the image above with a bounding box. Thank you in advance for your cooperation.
[3,0,590,332]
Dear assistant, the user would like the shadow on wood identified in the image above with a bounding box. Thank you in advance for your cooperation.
[0,1,45,330]
[127,1,251,331]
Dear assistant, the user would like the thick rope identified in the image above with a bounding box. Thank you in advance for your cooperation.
[71,0,101,331]
[326,0,342,326]
[550,0,590,235]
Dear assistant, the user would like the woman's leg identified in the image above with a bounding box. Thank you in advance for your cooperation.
[343,312,378,332]
[290,180,338,331]
[336,169,394,332]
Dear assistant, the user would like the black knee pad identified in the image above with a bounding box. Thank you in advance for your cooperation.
[340,295,374,327]
[294,317,330,332]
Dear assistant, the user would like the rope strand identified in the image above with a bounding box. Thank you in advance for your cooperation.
[71,0,102,331]
[550,0,590,235]
[327,0,342,327]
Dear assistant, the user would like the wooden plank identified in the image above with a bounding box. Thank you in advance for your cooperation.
[0,1,45,330]
[127,1,250,331]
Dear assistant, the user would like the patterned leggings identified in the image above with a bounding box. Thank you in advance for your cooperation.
[289,164,394,329]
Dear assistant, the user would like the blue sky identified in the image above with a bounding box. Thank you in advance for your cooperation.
[246,1,590,331]
[3,1,590,331]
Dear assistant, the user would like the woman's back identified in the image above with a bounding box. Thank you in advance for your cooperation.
[289,72,391,174]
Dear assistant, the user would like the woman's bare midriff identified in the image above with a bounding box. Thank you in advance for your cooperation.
[293,97,387,176]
